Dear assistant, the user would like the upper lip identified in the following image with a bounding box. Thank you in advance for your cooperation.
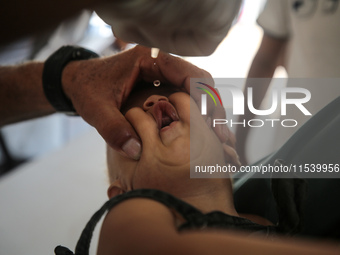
[149,101,179,130]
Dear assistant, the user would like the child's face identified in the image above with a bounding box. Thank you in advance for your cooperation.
[107,84,226,194]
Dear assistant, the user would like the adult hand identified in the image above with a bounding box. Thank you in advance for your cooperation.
[138,46,233,148]
[61,46,231,160]
[235,133,248,166]
[149,50,233,147]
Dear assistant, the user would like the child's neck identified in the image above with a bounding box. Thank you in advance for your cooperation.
[175,179,239,217]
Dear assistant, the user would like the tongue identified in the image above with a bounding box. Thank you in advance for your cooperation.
[151,101,179,130]
[162,116,173,128]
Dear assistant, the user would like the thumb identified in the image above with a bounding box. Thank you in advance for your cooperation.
[89,107,142,160]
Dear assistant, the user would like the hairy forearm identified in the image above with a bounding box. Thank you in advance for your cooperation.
[0,62,55,126]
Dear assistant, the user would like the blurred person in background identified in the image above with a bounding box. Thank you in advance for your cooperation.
[236,0,340,165]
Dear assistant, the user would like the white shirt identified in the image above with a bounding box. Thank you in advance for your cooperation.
[258,0,340,77]
[256,0,340,151]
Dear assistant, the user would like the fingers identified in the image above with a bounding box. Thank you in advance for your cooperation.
[135,46,235,150]
[212,106,230,144]
[158,51,214,92]
[235,141,248,166]
[193,83,234,147]
[124,107,163,150]
[238,153,248,166]
[222,143,241,168]
[85,105,142,160]
[137,46,213,91]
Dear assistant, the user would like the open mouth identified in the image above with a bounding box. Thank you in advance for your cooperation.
[150,101,180,130]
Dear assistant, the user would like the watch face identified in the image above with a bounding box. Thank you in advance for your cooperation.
[71,47,100,60]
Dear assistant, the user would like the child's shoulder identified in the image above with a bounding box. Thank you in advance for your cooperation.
[100,197,178,237]
[98,197,177,255]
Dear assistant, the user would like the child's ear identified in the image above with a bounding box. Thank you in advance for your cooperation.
[107,180,125,199]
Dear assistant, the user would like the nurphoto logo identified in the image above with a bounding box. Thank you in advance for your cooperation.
[196,82,223,115]
[199,84,312,128]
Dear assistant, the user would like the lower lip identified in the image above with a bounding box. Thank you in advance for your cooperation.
[160,121,178,132]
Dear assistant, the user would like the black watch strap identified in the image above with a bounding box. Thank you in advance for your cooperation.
[42,45,99,115]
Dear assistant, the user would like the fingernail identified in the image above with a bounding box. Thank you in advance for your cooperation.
[122,138,142,160]
[235,156,242,168]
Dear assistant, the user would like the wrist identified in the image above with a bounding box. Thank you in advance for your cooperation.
[42,45,99,115]
[61,60,79,107]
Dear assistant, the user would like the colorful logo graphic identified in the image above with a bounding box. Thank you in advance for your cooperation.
[196,82,223,106]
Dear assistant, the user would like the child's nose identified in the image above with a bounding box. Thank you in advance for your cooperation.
[143,95,169,110]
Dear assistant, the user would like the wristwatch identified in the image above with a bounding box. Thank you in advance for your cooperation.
[42,45,99,115]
